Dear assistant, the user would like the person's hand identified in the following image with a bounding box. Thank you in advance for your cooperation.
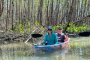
[66,33,68,37]
[66,35,68,38]
[41,42,43,45]
[65,34,68,42]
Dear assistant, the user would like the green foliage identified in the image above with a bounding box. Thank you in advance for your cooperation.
[63,0,66,2]
[68,8,70,11]
[33,26,35,30]
[66,23,89,33]
[35,21,39,25]
[14,19,31,33]
[13,20,44,34]
[5,30,8,33]
[52,23,90,34]
[0,12,2,14]
[41,26,44,30]
[28,28,31,32]
[52,24,63,32]
[15,24,25,33]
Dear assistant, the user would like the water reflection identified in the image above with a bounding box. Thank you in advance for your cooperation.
[0,44,34,60]
[33,43,70,60]
[0,37,90,60]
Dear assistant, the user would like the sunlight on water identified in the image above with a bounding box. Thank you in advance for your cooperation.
[0,37,90,60]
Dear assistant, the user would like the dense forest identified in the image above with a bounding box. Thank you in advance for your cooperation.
[0,0,90,34]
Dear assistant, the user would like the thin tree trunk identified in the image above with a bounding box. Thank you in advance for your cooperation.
[72,0,76,22]
[21,1,23,25]
[76,0,79,21]
[16,0,17,20]
[2,0,4,23]
[21,7,22,24]
[28,0,30,21]
[50,0,53,25]
[31,0,33,22]
[9,0,11,15]
[0,0,4,17]
[6,0,9,30]
[12,0,14,30]
[47,5,49,26]
[81,0,83,17]
[0,1,1,15]
[40,0,43,25]
[54,0,59,25]
[47,0,49,26]
[19,0,20,23]
[83,0,87,17]
[23,0,26,26]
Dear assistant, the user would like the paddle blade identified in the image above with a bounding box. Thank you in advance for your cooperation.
[31,34,43,38]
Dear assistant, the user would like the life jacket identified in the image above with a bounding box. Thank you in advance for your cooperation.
[56,33,66,42]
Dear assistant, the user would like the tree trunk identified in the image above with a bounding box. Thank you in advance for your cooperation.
[28,0,30,21]
[19,0,20,23]
[47,0,49,26]
[64,0,76,32]
[12,0,14,30]
[37,0,43,25]
[0,0,4,17]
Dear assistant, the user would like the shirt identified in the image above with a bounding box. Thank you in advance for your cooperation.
[56,33,66,42]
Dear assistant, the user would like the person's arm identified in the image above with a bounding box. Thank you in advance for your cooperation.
[64,34,68,42]
[42,34,47,44]
[54,34,58,44]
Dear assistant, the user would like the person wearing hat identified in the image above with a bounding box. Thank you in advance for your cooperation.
[56,26,66,43]
[41,26,58,45]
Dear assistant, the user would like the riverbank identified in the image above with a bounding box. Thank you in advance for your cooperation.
[0,32,27,45]
[0,32,45,56]
[0,30,81,45]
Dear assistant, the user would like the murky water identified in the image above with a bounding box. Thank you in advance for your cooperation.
[0,37,90,60]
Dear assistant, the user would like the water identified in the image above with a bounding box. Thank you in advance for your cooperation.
[0,37,90,60]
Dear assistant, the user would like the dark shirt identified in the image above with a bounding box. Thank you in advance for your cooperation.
[56,33,66,42]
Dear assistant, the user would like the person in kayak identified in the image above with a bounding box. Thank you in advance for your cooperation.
[41,26,58,45]
[56,26,66,43]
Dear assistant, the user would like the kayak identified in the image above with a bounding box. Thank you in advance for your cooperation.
[33,38,70,54]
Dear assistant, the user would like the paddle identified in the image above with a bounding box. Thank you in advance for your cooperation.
[31,34,43,38]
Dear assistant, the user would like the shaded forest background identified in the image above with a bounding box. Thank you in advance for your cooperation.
[0,0,90,34]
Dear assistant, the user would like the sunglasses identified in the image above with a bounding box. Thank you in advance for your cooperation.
[48,29,52,31]
[58,29,62,30]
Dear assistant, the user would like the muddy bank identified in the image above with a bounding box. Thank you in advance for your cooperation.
[0,31,80,45]
[0,32,44,45]
[0,32,27,45]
